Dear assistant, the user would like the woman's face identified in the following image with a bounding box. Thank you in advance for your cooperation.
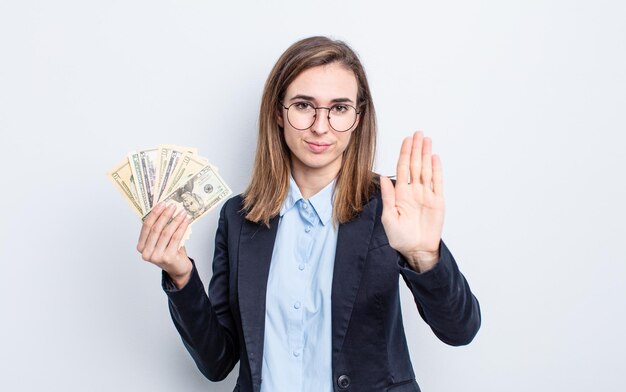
[278,62,359,179]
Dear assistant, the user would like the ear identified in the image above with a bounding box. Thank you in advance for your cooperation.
[277,106,284,128]
[350,110,361,132]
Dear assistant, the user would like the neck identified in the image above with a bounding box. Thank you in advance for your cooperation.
[291,163,339,199]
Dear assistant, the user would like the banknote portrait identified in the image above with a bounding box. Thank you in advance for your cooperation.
[172,180,206,218]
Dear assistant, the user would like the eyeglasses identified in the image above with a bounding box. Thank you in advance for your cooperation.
[280,101,360,132]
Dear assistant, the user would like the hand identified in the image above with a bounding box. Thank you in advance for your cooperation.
[380,131,445,272]
[136,202,193,288]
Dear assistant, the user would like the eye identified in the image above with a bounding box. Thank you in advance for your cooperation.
[331,104,349,114]
[293,101,313,111]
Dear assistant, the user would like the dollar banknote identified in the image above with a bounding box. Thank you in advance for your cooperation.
[139,148,158,208]
[157,164,232,224]
[128,151,151,214]
[154,145,186,203]
[163,153,209,199]
[107,159,144,217]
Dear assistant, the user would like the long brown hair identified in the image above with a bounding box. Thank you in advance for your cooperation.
[243,36,377,226]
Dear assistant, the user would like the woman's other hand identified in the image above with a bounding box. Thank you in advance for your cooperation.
[136,202,193,288]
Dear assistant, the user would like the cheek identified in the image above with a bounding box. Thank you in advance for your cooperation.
[338,132,354,151]
[283,129,299,151]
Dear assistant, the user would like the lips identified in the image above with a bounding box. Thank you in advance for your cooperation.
[305,140,332,153]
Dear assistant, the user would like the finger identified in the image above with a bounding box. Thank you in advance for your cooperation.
[141,203,177,260]
[409,131,424,184]
[157,211,191,256]
[432,154,444,196]
[421,136,433,188]
[165,214,192,254]
[137,202,166,252]
[396,137,412,186]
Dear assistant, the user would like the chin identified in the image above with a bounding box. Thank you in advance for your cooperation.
[295,153,342,172]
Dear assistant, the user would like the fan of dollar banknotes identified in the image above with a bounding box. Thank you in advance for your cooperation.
[107,144,232,245]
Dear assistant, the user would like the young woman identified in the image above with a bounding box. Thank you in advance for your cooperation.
[136,36,481,392]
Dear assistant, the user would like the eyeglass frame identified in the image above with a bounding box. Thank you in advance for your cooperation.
[279,101,362,133]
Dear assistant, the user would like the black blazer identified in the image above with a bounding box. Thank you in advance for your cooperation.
[162,188,481,392]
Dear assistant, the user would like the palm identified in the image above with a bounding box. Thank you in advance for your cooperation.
[380,132,445,256]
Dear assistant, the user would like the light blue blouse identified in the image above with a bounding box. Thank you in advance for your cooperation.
[260,176,337,392]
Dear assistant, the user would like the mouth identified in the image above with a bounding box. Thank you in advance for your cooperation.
[304,140,332,153]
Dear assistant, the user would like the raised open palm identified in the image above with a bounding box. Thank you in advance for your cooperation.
[380,131,445,272]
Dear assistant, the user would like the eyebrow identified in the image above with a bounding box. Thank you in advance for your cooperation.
[288,94,355,104]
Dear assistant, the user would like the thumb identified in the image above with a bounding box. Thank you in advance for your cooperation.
[380,176,396,218]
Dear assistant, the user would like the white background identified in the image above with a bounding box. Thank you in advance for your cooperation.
[1,1,625,391]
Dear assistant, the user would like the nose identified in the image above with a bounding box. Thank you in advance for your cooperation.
[310,107,331,134]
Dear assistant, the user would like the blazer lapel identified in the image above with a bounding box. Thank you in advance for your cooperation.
[331,196,378,359]
[238,216,279,390]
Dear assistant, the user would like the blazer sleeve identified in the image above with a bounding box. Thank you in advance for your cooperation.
[161,199,240,381]
[399,239,481,346]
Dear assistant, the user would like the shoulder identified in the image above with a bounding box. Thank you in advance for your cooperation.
[214,194,248,237]
[366,175,385,214]
[221,193,245,218]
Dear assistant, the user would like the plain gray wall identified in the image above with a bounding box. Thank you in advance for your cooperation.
[1,0,625,391]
